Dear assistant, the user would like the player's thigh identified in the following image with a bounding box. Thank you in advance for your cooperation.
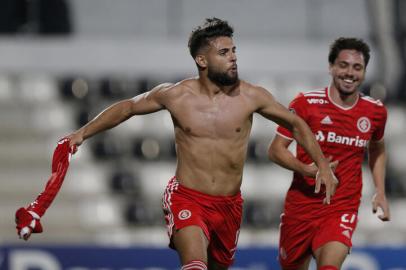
[279,215,315,269]
[314,241,349,268]
[297,256,312,270]
[173,225,209,264]
[208,255,228,270]
[281,255,311,270]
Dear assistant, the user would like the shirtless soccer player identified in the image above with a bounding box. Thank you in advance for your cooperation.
[21,18,337,270]
[269,37,390,270]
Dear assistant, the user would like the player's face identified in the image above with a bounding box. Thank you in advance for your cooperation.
[206,36,238,86]
[329,49,366,96]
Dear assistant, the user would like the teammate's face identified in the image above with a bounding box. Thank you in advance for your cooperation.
[206,37,238,86]
[329,49,366,96]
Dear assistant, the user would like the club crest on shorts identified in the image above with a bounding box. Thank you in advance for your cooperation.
[178,209,192,220]
[357,117,371,133]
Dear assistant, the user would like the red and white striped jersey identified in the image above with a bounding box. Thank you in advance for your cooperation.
[276,86,387,218]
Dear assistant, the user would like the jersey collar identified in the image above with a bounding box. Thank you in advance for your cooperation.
[326,85,359,111]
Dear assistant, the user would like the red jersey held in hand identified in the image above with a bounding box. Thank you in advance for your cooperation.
[16,138,75,238]
[27,138,75,217]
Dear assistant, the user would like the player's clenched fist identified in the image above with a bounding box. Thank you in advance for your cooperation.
[65,131,84,154]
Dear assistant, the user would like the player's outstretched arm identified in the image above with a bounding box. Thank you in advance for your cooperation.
[254,86,337,203]
[369,140,390,221]
[67,83,173,150]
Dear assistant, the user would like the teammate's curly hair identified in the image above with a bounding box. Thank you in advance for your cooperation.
[188,17,234,59]
[328,37,371,67]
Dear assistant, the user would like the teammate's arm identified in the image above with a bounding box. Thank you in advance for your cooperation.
[269,135,319,177]
[253,87,337,203]
[368,139,390,221]
[67,83,173,149]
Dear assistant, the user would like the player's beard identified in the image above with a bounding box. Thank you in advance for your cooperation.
[207,66,239,86]
[333,76,361,96]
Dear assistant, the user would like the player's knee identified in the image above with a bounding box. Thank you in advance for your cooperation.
[319,265,338,270]
[181,260,208,270]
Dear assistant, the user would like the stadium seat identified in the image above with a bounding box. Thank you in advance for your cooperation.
[110,170,141,195]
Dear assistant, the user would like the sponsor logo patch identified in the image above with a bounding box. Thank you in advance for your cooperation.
[307,98,329,104]
[315,131,368,147]
[321,115,333,125]
[342,230,351,239]
[315,130,325,142]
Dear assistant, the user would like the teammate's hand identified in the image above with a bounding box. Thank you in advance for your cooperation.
[372,193,390,221]
[306,156,338,177]
[15,208,43,241]
[315,161,338,204]
[328,156,339,172]
[303,162,318,177]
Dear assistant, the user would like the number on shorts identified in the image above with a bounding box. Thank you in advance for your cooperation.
[341,213,356,223]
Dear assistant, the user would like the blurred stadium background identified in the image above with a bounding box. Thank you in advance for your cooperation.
[0,0,405,269]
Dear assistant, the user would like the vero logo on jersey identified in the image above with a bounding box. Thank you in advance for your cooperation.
[307,98,329,104]
[315,131,368,147]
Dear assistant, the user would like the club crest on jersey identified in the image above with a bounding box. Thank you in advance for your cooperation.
[178,209,192,220]
[357,117,371,133]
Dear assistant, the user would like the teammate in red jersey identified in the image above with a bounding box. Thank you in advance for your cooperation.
[58,18,337,270]
[269,37,390,270]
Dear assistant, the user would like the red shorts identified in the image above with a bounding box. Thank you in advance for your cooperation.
[162,177,243,267]
[279,212,358,270]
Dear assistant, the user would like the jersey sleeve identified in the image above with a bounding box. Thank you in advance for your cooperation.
[371,104,387,141]
[276,93,309,140]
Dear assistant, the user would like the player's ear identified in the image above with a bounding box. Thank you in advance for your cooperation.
[328,64,333,75]
[195,54,207,69]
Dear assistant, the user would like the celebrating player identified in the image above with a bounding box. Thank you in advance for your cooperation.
[17,18,337,270]
[269,37,390,270]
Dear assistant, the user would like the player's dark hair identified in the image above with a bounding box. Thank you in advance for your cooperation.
[328,37,371,67]
[188,17,234,59]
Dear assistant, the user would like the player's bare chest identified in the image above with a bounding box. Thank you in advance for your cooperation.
[171,98,252,138]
